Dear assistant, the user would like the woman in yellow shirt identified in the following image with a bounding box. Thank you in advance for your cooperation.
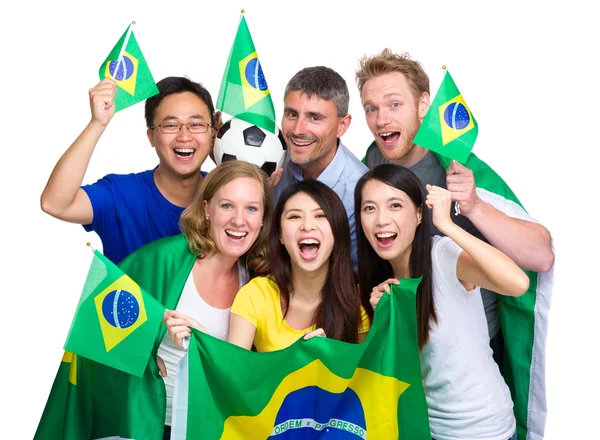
[227,180,369,352]
[166,180,369,351]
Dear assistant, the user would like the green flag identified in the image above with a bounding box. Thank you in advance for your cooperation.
[217,15,277,133]
[414,70,478,164]
[99,22,159,112]
[64,249,165,377]
[171,278,431,439]
[34,352,88,440]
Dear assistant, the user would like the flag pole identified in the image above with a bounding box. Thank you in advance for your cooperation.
[114,21,136,81]
[86,242,96,253]
[441,64,461,217]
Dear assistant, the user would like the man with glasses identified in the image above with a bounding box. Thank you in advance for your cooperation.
[41,76,217,264]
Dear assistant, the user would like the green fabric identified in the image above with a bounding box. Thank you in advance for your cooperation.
[413,71,478,164]
[435,151,543,440]
[99,23,159,112]
[64,250,165,377]
[216,16,276,133]
[180,278,430,439]
[35,235,196,439]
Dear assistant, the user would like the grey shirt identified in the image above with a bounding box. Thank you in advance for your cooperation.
[364,143,499,339]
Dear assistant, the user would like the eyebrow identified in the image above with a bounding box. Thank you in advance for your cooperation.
[361,196,405,205]
[283,107,327,119]
[161,114,206,121]
[363,93,405,106]
[283,207,324,215]
[219,198,261,205]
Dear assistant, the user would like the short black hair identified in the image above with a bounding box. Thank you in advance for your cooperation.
[144,76,215,128]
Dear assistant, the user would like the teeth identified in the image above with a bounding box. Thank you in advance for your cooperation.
[175,148,194,153]
[380,132,393,138]
[293,140,313,146]
[376,232,396,238]
[226,230,247,237]
[299,239,320,245]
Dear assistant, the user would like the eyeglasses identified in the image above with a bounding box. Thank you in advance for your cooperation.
[151,121,212,134]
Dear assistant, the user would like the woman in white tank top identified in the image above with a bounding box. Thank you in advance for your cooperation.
[355,164,528,440]
[157,160,274,439]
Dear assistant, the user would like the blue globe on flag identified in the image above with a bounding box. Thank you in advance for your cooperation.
[101,290,140,329]
[245,58,268,91]
[443,102,470,130]
[108,56,135,81]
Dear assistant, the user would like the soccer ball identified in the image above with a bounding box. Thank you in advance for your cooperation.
[214,117,287,176]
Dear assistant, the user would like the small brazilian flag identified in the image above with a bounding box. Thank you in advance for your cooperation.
[99,22,159,112]
[64,249,164,377]
[414,70,478,164]
[217,15,277,133]
[170,278,431,439]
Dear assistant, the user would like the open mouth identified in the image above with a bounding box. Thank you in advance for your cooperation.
[174,148,195,158]
[375,232,397,247]
[298,238,320,260]
[379,131,400,146]
[226,230,248,241]
[289,137,316,148]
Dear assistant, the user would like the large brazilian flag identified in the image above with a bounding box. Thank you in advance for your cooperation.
[170,278,431,439]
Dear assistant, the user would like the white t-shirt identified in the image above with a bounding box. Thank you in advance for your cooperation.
[158,260,249,426]
[423,236,515,440]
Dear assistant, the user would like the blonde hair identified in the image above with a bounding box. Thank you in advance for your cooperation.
[179,160,273,274]
[355,49,430,101]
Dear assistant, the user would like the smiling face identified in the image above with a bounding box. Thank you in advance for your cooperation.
[147,91,212,178]
[361,72,429,162]
[359,179,422,268]
[203,177,265,259]
[279,192,335,275]
[281,91,351,176]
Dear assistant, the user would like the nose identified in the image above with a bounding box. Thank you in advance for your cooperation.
[176,125,193,141]
[375,208,390,226]
[231,207,245,226]
[300,216,316,232]
[291,117,309,137]
[376,107,391,129]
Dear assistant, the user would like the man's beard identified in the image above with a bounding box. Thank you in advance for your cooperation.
[381,120,419,162]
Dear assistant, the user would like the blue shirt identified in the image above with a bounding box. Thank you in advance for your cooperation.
[82,169,207,264]
[274,142,368,272]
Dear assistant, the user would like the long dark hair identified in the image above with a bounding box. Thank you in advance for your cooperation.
[270,180,360,343]
[354,164,436,350]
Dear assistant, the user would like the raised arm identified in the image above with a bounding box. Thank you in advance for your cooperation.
[446,161,554,273]
[40,79,117,225]
[427,185,530,297]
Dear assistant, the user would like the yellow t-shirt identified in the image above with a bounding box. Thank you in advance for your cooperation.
[230,276,370,352]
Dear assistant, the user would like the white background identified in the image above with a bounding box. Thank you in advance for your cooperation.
[0,1,597,437]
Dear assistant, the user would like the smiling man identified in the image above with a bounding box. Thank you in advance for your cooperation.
[274,66,368,271]
[355,49,554,376]
[41,77,217,264]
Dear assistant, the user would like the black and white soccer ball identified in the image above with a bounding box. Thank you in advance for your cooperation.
[214,117,287,176]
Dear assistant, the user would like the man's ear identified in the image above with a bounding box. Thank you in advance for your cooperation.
[337,114,352,138]
[147,128,155,147]
[418,92,430,122]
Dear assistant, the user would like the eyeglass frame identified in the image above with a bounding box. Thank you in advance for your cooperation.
[150,121,213,134]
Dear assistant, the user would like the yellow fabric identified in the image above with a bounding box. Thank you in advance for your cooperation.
[231,276,370,352]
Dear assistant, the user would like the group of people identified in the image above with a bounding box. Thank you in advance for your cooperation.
[41,48,554,440]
